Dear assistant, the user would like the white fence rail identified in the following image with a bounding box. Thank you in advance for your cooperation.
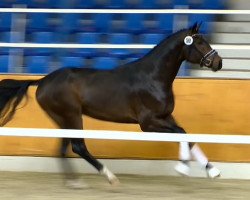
[0,127,250,144]
[0,43,249,50]
[0,8,249,14]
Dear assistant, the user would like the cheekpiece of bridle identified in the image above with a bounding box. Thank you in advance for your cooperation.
[184,34,218,67]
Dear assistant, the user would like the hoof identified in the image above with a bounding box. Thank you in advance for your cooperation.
[101,166,120,185]
[207,167,221,178]
[175,162,190,177]
[65,179,89,189]
[109,176,120,186]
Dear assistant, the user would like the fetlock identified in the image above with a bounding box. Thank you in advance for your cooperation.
[100,166,120,185]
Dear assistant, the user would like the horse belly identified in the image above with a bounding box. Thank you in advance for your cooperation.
[82,93,137,123]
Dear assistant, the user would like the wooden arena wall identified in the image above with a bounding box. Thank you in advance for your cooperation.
[0,75,250,162]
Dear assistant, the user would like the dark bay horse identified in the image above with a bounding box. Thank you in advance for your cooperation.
[0,23,222,187]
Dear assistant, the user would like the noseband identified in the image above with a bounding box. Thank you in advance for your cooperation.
[185,34,218,67]
[199,49,217,67]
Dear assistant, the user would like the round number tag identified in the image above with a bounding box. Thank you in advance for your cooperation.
[184,36,193,45]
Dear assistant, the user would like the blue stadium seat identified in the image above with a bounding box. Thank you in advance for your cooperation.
[156,14,174,33]
[26,56,50,74]
[72,0,95,8]
[93,57,118,70]
[0,32,22,55]
[79,14,113,33]
[173,0,188,6]
[140,33,164,44]
[124,14,146,34]
[26,0,54,8]
[124,0,141,9]
[124,0,158,9]
[27,13,53,32]
[0,47,9,55]
[60,56,86,68]
[107,0,126,8]
[93,0,110,8]
[0,13,11,31]
[0,31,9,55]
[74,32,101,57]
[25,31,55,56]
[0,0,24,8]
[140,0,158,9]
[108,33,133,58]
[94,14,113,33]
[155,0,174,8]
[0,55,9,73]
[32,31,55,43]
[109,33,132,44]
[190,0,226,9]
[0,31,11,42]
[59,14,82,33]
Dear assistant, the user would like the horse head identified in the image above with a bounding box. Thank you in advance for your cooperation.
[182,22,222,72]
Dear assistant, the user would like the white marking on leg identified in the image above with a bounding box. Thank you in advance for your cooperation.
[175,142,191,176]
[191,144,208,167]
[191,144,221,178]
[179,142,191,161]
[100,166,120,185]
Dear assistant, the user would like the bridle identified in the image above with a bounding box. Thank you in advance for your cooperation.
[186,34,218,67]
[199,49,217,67]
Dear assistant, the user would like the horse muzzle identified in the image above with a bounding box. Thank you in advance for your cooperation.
[200,50,222,72]
[211,59,222,71]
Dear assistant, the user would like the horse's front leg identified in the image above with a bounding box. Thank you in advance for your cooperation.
[139,115,220,178]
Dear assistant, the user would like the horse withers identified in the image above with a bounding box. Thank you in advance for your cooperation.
[0,23,222,187]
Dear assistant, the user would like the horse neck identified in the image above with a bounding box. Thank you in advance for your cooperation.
[143,31,186,85]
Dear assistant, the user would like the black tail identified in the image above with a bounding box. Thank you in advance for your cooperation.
[0,79,40,126]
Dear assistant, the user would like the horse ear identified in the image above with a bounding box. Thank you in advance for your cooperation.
[197,21,202,32]
[191,22,202,33]
[191,22,198,33]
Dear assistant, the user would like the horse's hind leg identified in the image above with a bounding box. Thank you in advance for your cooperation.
[59,138,77,179]
[55,112,119,184]
[38,109,84,187]
[40,106,119,185]
[71,138,119,185]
